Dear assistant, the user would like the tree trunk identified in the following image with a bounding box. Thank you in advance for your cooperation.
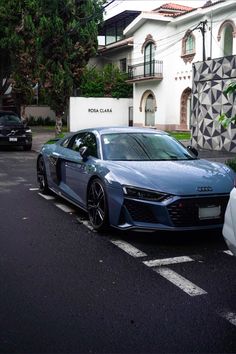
[55,114,62,136]
[21,104,26,122]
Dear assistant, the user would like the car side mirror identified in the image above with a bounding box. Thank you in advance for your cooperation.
[79,146,89,161]
[187,145,198,157]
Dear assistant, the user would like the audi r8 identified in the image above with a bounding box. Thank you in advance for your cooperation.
[37,127,235,232]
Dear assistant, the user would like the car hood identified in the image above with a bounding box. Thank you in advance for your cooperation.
[104,159,235,195]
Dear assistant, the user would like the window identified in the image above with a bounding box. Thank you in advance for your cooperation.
[70,132,98,158]
[144,42,155,76]
[120,58,127,72]
[106,25,116,45]
[223,25,233,56]
[218,20,235,57]
[181,31,195,63]
[185,35,194,54]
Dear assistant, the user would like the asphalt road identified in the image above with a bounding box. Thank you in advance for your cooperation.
[0,148,236,353]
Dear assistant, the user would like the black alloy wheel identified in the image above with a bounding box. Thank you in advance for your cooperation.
[87,179,109,231]
[37,156,50,194]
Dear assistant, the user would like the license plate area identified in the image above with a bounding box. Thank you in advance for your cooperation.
[198,205,221,220]
[9,137,18,142]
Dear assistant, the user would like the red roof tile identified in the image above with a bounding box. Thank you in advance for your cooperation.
[152,2,194,18]
[159,3,194,11]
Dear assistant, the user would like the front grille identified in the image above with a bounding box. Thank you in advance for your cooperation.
[124,199,156,223]
[2,127,25,136]
[168,195,229,227]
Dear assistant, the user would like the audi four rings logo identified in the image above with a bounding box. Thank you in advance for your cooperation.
[196,186,213,192]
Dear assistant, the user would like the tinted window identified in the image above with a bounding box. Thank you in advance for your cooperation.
[0,114,21,124]
[71,132,98,158]
[102,133,196,161]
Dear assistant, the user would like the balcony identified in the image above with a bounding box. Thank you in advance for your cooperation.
[127,60,163,83]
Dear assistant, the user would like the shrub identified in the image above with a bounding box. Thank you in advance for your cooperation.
[225,158,236,172]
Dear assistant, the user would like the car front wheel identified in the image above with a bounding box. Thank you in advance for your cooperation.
[87,179,109,231]
[37,156,50,194]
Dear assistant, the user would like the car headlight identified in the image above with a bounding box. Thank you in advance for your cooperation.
[123,186,171,202]
[25,128,32,133]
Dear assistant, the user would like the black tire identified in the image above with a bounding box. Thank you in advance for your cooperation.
[37,156,50,194]
[87,178,109,231]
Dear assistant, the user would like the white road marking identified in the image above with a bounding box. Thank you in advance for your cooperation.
[55,203,75,213]
[143,256,194,267]
[223,250,234,256]
[110,240,147,258]
[38,193,55,200]
[29,188,39,191]
[76,217,96,232]
[217,310,236,327]
[153,267,207,297]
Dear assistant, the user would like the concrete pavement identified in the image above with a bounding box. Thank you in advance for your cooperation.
[31,127,236,164]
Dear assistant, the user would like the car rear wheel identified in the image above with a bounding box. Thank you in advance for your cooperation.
[87,179,109,231]
[37,156,50,194]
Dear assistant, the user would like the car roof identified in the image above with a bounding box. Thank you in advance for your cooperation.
[76,126,168,135]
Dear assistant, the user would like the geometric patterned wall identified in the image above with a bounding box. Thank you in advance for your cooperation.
[191,55,236,152]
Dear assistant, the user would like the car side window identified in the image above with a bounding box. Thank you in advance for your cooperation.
[83,133,98,158]
[71,133,86,152]
[70,132,98,158]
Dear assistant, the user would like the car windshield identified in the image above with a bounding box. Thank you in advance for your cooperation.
[102,133,196,161]
[0,114,21,124]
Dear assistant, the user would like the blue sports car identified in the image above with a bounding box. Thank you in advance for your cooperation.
[37,127,235,232]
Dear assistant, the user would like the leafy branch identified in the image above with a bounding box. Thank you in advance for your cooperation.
[218,82,236,128]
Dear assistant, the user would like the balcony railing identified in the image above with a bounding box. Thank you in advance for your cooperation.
[127,60,163,81]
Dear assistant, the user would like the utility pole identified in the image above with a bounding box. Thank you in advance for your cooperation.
[189,20,208,61]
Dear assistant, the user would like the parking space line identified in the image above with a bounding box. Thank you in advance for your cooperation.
[76,217,96,231]
[29,188,39,191]
[153,267,207,297]
[110,240,147,258]
[38,193,55,200]
[217,310,236,327]
[143,256,194,267]
[55,203,75,213]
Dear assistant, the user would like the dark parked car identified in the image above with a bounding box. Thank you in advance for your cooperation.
[37,126,235,232]
[0,110,32,150]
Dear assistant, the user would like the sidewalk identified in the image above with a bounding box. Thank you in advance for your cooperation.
[32,127,56,153]
[32,128,236,164]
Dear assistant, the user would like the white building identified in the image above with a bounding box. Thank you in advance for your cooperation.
[94,0,236,132]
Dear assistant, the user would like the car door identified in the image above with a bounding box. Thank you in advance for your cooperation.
[60,132,99,208]
[223,187,236,255]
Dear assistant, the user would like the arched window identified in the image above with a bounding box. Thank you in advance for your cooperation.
[144,42,155,77]
[185,35,194,54]
[181,31,195,63]
[218,20,236,57]
[223,25,233,55]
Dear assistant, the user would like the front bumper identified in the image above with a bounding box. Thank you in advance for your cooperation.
[115,194,229,231]
[0,134,32,147]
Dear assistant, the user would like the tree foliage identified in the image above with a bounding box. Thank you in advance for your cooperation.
[0,0,105,134]
[218,82,236,128]
[79,64,133,98]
